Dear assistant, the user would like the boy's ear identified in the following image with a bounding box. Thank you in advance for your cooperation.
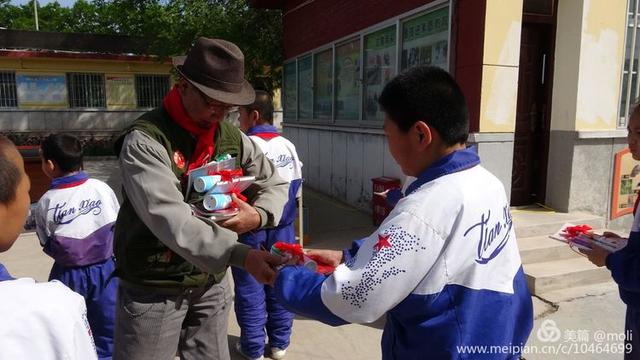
[414,121,432,150]
[46,159,56,173]
[251,110,261,126]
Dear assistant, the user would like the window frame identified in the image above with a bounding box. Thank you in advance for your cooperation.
[66,72,107,109]
[620,0,640,128]
[0,71,18,108]
[282,60,298,121]
[134,73,171,109]
[281,0,451,129]
[333,36,363,124]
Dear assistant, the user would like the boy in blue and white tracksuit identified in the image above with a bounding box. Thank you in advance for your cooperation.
[234,90,303,359]
[583,105,640,359]
[34,134,120,360]
[274,66,533,359]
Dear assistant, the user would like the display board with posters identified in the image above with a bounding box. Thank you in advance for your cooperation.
[401,6,449,71]
[313,49,333,120]
[283,62,297,120]
[298,55,313,120]
[611,148,640,219]
[16,73,68,107]
[363,25,397,122]
[335,39,361,121]
[106,75,136,108]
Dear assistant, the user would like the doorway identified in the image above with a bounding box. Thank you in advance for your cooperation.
[510,6,556,206]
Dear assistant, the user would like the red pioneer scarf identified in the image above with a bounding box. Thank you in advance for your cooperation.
[163,86,218,172]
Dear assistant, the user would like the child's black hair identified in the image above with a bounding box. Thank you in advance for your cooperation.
[0,135,21,205]
[378,66,469,146]
[41,133,83,173]
[244,90,274,124]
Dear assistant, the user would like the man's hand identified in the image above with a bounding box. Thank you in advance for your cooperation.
[244,249,285,285]
[579,242,612,267]
[219,193,261,234]
[305,249,344,267]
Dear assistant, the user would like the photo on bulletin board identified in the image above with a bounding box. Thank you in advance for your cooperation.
[611,148,640,219]
[16,74,68,107]
[106,76,136,108]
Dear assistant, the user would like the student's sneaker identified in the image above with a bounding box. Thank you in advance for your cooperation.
[235,341,264,360]
[270,346,287,360]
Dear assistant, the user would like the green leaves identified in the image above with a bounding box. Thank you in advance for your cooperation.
[0,0,283,93]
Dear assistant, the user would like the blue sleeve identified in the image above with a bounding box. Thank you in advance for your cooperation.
[606,232,640,291]
[274,266,348,326]
[342,238,366,262]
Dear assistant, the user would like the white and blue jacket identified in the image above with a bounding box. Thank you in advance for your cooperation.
[247,124,303,226]
[607,205,640,309]
[274,148,533,359]
[35,172,120,267]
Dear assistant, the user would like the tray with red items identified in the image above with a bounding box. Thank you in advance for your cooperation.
[549,223,627,252]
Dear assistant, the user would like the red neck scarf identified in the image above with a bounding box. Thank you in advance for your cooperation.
[163,86,218,172]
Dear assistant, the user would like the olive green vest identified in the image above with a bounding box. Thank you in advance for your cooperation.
[113,107,242,288]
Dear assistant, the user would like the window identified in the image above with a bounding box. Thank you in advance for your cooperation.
[621,0,640,126]
[313,49,333,120]
[401,7,449,71]
[0,72,17,108]
[282,4,450,126]
[283,62,297,120]
[67,73,106,108]
[363,25,397,122]
[135,74,170,108]
[298,55,313,120]
[335,39,361,121]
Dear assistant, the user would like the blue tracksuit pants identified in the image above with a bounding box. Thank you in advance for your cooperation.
[49,257,118,360]
[232,224,296,358]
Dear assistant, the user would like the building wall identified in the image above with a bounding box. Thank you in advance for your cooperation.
[281,0,524,209]
[0,56,171,134]
[546,0,629,228]
[282,0,437,59]
[284,125,404,212]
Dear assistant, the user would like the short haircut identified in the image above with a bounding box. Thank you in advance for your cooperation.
[41,133,83,173]
[378,66,469,145]
[0,135,21,205]
[244,90,274,124]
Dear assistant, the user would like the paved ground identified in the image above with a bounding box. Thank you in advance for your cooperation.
[0,158,629,359]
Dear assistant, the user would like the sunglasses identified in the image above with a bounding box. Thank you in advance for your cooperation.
[190,84,232,111]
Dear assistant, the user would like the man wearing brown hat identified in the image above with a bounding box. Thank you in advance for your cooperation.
[112,37,288,359]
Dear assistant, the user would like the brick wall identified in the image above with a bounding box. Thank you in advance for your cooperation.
[282,0,436,59]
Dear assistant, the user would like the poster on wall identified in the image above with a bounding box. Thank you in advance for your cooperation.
[335,39,360,120]
[106,75,136,108]
[16,74,67,107]
[298,56,312,120]
[363,25,396,122]
[283,62,297,120]
[313,49,333,120]
[611,148,640,219]
[401,6,449,71]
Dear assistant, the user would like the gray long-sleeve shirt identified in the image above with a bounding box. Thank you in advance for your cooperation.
[118,129,289,274]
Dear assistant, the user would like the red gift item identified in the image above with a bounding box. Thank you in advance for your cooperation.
[271,242,336,275]
[207,168,247,205]
[563,224,592,239]
[306,254,337,275]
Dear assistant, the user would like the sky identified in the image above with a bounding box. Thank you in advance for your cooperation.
[11,0,77,6]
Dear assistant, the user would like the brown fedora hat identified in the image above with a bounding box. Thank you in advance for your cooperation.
[174,37,255,106]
